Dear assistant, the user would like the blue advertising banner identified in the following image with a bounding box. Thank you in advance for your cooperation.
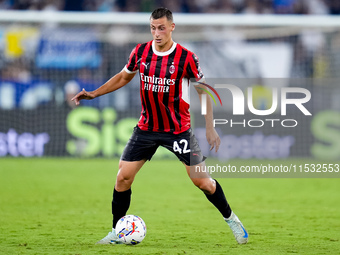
[36,28,101,69]
[0,80,53,109]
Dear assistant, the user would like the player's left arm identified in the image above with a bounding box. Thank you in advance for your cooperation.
[187,52,220,152]
[194,83,221,152]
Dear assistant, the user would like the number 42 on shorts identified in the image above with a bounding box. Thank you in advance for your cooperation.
[173,139,191,154]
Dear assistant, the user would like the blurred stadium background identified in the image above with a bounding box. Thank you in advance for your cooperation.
[0,0,339,161]
[1,3,339,254]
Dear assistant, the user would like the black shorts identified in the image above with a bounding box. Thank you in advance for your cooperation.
[121,126,206,166]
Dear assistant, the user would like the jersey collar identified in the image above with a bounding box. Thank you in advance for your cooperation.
[152,40,177,56]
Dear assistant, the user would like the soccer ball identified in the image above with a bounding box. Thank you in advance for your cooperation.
[115,215,147,245]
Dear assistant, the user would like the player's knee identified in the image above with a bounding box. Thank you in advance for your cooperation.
[193,179,215,195]
[116,168,134,190]
[116,172,132,184]
[116,176,133,191]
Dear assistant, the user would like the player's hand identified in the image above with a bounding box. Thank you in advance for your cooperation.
[206,127,220,152]
[71,88,95,106]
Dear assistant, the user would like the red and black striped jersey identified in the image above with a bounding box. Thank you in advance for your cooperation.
[124,40,204,134]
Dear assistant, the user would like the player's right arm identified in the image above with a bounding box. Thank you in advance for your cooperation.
[71,70,136,105]
[72,46,139,106]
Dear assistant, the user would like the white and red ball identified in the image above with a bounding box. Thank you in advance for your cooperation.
[115,215,147,245]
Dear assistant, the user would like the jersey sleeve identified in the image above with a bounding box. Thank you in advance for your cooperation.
[186,53,204,84]
[123,46,139,74]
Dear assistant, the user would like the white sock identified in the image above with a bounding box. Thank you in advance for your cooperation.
[224,211,234,221]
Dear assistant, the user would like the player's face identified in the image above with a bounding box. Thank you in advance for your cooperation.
[150,16,175,51]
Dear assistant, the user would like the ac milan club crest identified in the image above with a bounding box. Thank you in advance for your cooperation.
[169,63,175,74]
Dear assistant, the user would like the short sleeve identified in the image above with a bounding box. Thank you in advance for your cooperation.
[186,53,204,82]
[124,47,139,74]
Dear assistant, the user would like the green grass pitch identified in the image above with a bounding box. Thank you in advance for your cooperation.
[0,158,339,255]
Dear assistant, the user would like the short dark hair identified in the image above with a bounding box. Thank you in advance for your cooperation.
[150,7,173,22]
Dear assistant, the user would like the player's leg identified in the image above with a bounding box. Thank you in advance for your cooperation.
[112,159,146,227]
[112,126,158,229]
[97,159,146,245]
[97,126,158,244]
[162,128,248,244]
[185,160,249,245]
[164,128,233,216]
[184,162,248,244]
[184,162,232,217]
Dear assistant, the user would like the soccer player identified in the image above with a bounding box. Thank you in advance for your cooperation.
[72,7,248,245]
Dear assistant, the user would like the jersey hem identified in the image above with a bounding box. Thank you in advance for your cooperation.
[137,123,191,134]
